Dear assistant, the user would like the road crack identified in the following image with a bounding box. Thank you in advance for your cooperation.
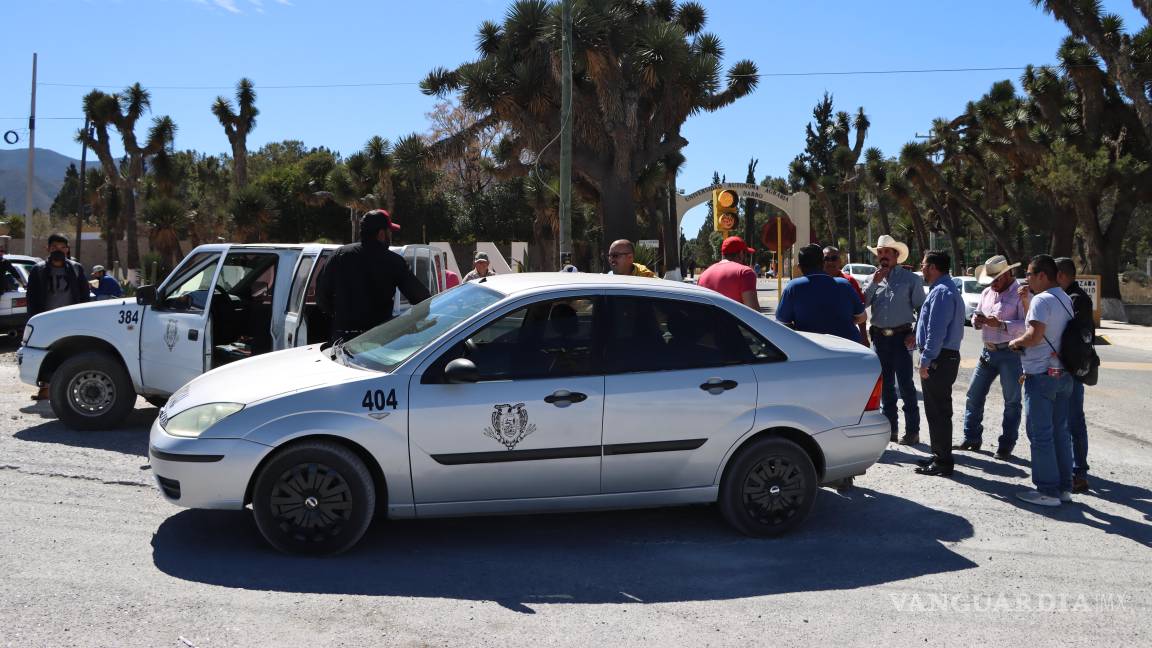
[0,464,152,489]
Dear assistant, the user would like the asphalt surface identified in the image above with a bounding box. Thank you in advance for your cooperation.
[1,317,1149,647]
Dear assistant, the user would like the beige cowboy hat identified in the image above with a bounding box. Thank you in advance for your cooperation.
[867,234,910,264]
[975,254,1020,285]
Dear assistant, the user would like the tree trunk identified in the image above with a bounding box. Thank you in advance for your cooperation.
[599,174,636,247]
[876,198,892,240]
[661,187,680,278]
[532,211,557,272]
[1049,205,1077,258]
[233,142,248,189]
[122,185,140,269]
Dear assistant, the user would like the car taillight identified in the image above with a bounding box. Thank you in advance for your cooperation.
[864,375,883,411]
[13,297,26,308]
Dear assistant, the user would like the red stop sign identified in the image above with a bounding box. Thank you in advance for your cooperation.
[761,216,797,251]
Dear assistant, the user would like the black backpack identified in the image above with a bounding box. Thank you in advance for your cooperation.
[1045,298,1100,386]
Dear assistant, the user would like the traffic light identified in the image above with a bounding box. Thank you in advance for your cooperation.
[712,188,739,235]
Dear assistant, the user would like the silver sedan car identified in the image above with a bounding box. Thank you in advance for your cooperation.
[149,273,889,554]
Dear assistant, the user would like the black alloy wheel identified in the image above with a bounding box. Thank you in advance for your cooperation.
[719,437,817,537]
[252,441,375,555]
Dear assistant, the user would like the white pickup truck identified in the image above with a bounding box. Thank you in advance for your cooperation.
[17,242,448,430]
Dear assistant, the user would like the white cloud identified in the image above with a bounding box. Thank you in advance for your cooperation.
[213,0,241,13]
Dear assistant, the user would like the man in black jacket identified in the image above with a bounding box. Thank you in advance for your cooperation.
[316,210,430,343]
[1056,257,1095,493]
[26,233,90,400]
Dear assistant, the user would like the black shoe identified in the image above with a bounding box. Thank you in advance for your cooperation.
[1072,477,1090,494]
[914,462,954,476]
[899,434,920,445]
[954,441,980,451]
[994,449,1014,461]
[916,458,934,467]
[890,432,899,443]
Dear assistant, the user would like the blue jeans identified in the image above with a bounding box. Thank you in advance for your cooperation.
[962,348,1022,449]
[1069,380,1089,478]
[1024,372,1074,496]
[874,333,919,436]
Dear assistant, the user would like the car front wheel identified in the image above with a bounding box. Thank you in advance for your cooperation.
[252,441,376,555]
[719,437,818,537]
[50,351,136,430]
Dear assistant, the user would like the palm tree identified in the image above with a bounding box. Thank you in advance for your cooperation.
[420,0,759,244]
[76,83,176,269]
[212,78,259,189]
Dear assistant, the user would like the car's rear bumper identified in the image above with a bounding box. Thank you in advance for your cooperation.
[0,313,28,330]
[148,418,270,509]
[819,412,891,483]
[16,346,47,386]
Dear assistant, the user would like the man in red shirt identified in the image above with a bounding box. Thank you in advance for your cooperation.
[823,245,868,346]
[698,236,760,310]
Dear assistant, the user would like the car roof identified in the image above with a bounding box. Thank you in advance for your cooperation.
[468,272,720,300]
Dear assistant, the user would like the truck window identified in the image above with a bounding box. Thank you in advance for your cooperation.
[160,252,222,311]
[287,255,316,316]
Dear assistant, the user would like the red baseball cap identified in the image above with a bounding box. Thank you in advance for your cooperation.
[360,209,401,233]
[721,236,755,255]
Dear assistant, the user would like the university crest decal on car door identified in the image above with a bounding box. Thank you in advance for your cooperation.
[484,403,536,450]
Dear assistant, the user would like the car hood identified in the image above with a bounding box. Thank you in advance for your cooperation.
[164,345,369,414]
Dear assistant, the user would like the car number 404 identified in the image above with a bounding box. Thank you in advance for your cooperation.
[362,388,398,412]
[117,309,140,325]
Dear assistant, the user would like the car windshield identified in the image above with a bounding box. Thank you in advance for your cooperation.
[342,283,503,372]
[963,280,982,294]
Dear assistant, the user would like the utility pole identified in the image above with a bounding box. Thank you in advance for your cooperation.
[558,0,573,269]
[75,117,91,260]
[25,53,38,255]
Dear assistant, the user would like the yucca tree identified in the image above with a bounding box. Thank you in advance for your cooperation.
[77,83,176,269]
[212,78,259,189]
[143,150,188,272]
[421,0,759,244]
[364,136,396,213]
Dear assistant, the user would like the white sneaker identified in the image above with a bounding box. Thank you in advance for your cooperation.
[1017,490,1061,507]
[1059,491,1073,503]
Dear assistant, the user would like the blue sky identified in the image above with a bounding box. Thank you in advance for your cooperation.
[2,0,1145,236]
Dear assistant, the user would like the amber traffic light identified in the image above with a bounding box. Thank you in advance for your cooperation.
[712,189,739,234]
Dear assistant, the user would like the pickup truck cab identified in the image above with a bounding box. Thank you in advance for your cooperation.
[17,242,448,430]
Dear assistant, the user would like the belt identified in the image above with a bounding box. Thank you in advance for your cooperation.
[984,342,1011,351]
[869,324,913,337]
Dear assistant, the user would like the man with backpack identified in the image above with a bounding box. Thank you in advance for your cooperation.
[1008,255,1074,507]
[1056,257,1097,494]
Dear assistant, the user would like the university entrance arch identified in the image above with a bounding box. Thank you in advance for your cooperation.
[672,183,810,280]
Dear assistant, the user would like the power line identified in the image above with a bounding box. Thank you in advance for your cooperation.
[39,81,420,90]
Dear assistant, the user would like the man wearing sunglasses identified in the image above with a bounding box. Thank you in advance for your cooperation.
[606,239,656,278]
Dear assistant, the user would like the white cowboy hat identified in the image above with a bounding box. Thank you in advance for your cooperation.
[975,254,1020,285]
[867,234,910,264]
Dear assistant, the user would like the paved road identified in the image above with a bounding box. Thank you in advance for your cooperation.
[0,323,1149,647]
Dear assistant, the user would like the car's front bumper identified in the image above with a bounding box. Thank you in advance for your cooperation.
[16,346,47,387]
[148,417,271,509]
[818,411,892,483]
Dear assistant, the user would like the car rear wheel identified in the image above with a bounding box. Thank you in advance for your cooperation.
[719,437,817,537]
[252,441,375,555]
[50,351,136,430]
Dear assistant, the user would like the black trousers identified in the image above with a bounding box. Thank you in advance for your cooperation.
[921,349,961,465]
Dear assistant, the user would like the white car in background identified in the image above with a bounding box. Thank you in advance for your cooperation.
[149,273,890,554]
[952,276,982,323]
[1,262,29,336]
[842,263,876,286]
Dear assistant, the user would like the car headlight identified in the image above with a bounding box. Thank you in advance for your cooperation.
[163,403,244,438]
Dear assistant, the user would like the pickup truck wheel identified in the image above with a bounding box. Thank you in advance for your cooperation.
[252,441,375,556]
[718,437,817,537]
[49,351,136,431]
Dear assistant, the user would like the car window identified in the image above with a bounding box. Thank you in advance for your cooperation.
[459,296,598,381]
[603,296,784,373]
[287,255,315,315]
[344,283,504,372]
[160,252,222,311]
[964,280,982,294]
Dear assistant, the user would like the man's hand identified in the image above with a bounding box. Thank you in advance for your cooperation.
[904,332,916,351]
[871,265,892,284]
[983,315,1003,329]
[1017,284,1032,309]
[919,365,930,380]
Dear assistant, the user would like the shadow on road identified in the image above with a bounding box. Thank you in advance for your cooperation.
[151,486,976,610]
[13,407,157,458]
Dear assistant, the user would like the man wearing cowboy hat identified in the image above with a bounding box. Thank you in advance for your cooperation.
[957,255,1027,458]
[863,234,925,444]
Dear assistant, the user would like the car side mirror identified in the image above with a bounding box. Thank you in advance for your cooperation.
[136,285,157,306]
[444,358,479,384]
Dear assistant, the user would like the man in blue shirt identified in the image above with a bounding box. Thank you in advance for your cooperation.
[776,244,865,342]
[90,265,123,300]
[913,250,965,476]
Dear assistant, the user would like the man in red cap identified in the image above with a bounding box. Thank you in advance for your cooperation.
[698,236,760,310]
[317,209,430,343]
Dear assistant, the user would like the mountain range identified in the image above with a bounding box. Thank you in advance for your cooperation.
[0,147,90,216]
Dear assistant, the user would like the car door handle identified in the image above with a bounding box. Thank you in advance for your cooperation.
[699,379,738,393]
[544,390,587,406]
